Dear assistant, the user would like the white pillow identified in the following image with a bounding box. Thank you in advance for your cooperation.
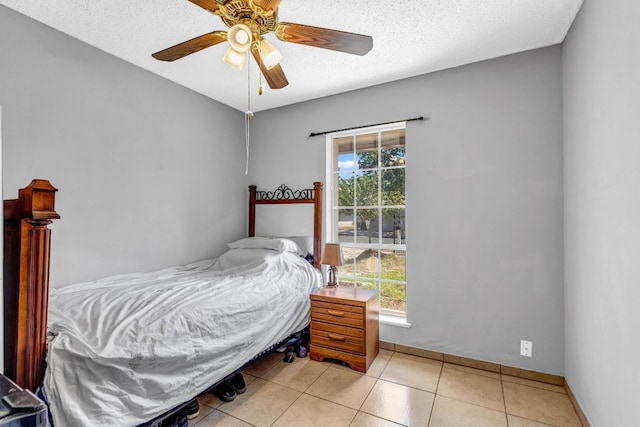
[277,236,314,256]
[218,248,278,269]
[227,237,305,256]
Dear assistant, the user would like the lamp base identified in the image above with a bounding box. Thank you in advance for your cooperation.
[325,265,339,288]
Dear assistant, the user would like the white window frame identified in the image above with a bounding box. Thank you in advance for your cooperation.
[325,121,409,324]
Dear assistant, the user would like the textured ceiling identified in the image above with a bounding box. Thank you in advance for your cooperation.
[1,0,583,112]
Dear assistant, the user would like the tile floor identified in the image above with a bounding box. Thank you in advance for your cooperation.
[189,350,583,427]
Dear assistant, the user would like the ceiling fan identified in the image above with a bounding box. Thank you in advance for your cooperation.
[152,0,373,90]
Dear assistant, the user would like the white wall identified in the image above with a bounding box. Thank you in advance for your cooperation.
[563,0,640,425]
[249,46,565,375]
[0,5,248,286]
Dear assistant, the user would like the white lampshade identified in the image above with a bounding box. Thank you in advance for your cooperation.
[227,24,252,53]
[223,46,246,70]
[259,38,283,70]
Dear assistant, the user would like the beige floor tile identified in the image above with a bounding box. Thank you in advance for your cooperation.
[305,366,377,409]
[327,357,367,373]
[380,352,443,392]
[261,357,329,392]
[501,375,567,394]
[197,391,223,409]
[188,402,216,425]
[436,366,505,412]
[379,349,394,357]
[428,395,507,427]
[349,411,404,427]
[365,349,394,378]
[193,409,253,426]
[503,382,582,427]
[330,363,386,378]
[443,362,501,380]
[507,415,556,427]
[241,373,257,386]
[217,378,301,427]
[204,349,584,427]
[360,379,435,426]
[241,352,284,378]
[271,394,357,427]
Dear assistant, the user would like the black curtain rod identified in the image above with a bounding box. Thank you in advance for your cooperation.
[309,116,427,137]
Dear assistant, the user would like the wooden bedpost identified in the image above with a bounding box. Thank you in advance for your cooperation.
[3,179,60,391]
[248,185,257,237]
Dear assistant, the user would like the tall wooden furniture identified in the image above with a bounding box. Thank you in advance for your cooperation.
[3,179,59,391]
[310,287,379,373]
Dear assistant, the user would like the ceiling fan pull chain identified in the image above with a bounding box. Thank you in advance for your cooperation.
[245,51,252,175]
[259,71,264,95]
[247,52,251,113]
[245,113,250,175]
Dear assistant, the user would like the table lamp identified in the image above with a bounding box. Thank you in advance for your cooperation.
[320,243,344,288]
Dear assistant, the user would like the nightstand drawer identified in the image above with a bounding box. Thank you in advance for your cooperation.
[311,301,364,327]
[311,321,364,339]
[312,328,365,354]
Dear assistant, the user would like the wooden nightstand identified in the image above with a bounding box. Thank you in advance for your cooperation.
[309,287,379,373]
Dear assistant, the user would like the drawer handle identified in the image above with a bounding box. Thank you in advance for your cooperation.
[327,309,345,317]
[328,333,346,341]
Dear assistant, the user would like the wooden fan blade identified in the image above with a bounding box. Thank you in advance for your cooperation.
[275,22,372,56]
[252,0,282,11]
[152,31,227,62]
[187,0,219,13]
[250,44,289,89]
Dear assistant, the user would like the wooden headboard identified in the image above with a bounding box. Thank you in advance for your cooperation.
[3,179,60,391]
[248,182,323,268]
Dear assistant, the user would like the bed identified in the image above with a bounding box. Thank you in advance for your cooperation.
[3,180,324,427]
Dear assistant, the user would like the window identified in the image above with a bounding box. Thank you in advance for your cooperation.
[326,123,406,316]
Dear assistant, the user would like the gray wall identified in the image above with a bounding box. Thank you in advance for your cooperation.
[0,5,247,287]
[563,0,640,425]
[248,46,565,374]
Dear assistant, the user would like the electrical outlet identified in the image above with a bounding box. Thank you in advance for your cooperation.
[520,340,533,357]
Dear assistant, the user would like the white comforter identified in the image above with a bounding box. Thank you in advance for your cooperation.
[44,251,321,427]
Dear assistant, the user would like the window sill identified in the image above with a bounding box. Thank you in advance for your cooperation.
[380,314,411,328]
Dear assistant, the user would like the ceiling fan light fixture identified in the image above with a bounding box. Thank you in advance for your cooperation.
[152,2,373,90]
[227,23,252,53]
[259,38,283,70]
[223,46,246,70]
